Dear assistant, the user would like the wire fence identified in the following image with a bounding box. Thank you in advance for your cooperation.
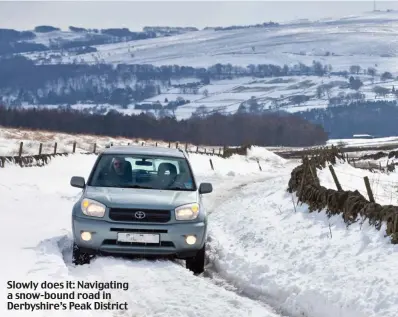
[323,166,398,206]
[3,140,225,157]
[0,140,229,168]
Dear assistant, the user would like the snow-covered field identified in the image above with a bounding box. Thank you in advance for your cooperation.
[12,10,398,119]
[0,127,219,156]
[327,136,398,148]
[17,74,398,120]
[2,139,398,317]
[24,11,398,73]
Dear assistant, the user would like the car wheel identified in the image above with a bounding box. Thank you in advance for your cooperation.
[186,244,205,274]
[72,242,92,265]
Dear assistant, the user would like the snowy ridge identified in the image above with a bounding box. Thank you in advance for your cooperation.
[23,11,398,71]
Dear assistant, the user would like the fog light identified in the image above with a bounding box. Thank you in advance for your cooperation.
[185,235,196,245]
[81,232,92,241]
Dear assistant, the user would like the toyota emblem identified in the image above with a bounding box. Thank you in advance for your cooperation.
[134,211,146,219]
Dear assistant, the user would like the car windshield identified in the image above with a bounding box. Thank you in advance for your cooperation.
[88,153,196,191]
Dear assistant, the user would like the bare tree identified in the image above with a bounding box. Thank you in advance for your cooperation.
[350,65,361,74]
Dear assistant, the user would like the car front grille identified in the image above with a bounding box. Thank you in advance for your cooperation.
[102,239,175,248]
[108,208,171,223]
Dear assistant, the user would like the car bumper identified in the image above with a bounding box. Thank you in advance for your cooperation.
[72,216,207,258]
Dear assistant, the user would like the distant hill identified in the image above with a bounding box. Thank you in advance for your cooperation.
[1,11,398,138]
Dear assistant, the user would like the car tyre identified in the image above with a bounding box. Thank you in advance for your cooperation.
[72,242,92,265]
[186,244,205,274]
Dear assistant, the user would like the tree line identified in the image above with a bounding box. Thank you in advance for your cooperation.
[0,106,328,147]
[296,100,398,138]
[0,55,333,107]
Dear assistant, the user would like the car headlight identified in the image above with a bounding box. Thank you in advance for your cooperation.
[175,203,200,221]
[81,198,106,218]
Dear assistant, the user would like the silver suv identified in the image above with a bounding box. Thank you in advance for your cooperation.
[70,145,213,274]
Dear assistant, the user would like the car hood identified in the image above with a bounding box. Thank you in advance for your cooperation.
[84,186,198,210]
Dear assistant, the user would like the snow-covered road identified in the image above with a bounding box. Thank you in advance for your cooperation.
[0,151,288,317]
[2,148,398,317]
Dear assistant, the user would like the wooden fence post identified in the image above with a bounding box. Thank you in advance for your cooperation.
[298,163,308,202]
[72,142,76,153]
[18,142,23,157]
[141,141,144,146]
[309,164,316,181]
[212,148,215,155]
[196,146,199,153]
[328,165,342,191]
[176,142,179,149]
[155,142,158,147]
[93,143,97,154]
[363,176,375,203]
[53,142,57,154]
[209,159,214,170]
[185,143,188,151]
[38,143,42,155]
[394,214,398,234]
[168,142,171,148]
[257,159,262,171]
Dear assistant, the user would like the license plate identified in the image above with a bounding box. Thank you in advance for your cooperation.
[117,233,160,244]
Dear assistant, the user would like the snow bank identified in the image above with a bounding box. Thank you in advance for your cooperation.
[246,146,286,165]
[188,152,285,178]
[0,153,281,317]
[208,160,398,317]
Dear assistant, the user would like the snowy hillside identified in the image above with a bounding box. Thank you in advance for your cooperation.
[2,10,398,134]
[15,73,398,121]
[23,11,398,71]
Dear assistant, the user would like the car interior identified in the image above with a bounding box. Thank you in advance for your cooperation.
[91,155,194,190]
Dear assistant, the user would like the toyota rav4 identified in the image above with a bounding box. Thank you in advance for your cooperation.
[70,145,213,274]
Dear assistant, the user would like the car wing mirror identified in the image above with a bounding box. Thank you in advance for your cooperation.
[199,182,212,194]
[70,176,85,188]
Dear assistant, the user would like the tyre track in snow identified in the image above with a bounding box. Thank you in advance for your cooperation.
[91,173,289,316]
[20,172,288,317]
[201,172,295,317]
[27,231,280,317]
[3,154,292,317]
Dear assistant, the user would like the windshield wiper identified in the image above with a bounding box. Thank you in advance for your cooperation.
[123,185,154,189]
[166,186,193,191]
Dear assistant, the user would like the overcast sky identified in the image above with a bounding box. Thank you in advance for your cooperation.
[1,1,398,31]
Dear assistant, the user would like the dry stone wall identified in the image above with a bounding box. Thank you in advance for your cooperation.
[287,146,398,243]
